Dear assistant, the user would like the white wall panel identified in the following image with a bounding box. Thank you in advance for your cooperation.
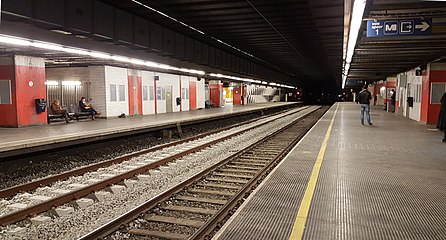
[196,78,205,109]
[406,70,421,121]
[141,70,155,115]
[180,76,190,111]
[156,72,180,113]
[88,66,106,116]
[104,66,129,117]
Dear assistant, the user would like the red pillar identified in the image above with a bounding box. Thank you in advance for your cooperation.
[426,63,446,124]
[233,87,241,105]
[209,81,223,107]
[189,80,197,110]
[0,55,46,127]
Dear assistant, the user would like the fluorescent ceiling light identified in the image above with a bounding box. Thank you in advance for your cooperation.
[342,0,366,89]
[0,36,31,46]
[62,80,81,86]
[45,80,59,86]
[210,73,276,85]
[64,48,90,55]
[31,42,65,51]
[51,30,72,35]
[111,55,130,62]
[129,59,145,65]
[88,51,111,59]
[75,35,88,39]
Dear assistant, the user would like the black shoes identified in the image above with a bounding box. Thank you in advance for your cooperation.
[442,139,446,143]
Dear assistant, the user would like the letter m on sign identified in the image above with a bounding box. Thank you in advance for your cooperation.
[386,24,397,31]
[384,21,398,35]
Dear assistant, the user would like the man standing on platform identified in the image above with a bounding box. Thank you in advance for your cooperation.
[390,89,396,112]
[357,85,373,126]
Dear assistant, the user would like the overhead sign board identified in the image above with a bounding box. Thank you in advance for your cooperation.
[367,19,432,37]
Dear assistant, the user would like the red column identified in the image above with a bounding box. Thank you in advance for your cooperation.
[128,75,135,115]
[209,83,223,107]
[137,76,143,114]
[0,55,46,127]
[189,80,197,110]
[427,64,446,124]
[233,87,241,105]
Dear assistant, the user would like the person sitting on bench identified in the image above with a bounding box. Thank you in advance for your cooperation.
[50,99,70,123]
[79,97,100,120]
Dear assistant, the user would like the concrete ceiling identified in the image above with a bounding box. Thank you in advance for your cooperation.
[346,0,446,87]
[0,0,444,94]
[99,0,345,92]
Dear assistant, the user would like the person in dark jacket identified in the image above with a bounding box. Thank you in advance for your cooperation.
[390,89,396,112]
[50,99,70,123]
[357,85,373,126]
[436,92,446,143]
[79,97,100,120]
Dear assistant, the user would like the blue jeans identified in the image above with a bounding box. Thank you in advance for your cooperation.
[360,104,371,125]
[82,108,97,116]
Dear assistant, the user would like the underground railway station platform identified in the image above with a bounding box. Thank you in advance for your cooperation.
[214,102,446,240]
[0,102,299,159]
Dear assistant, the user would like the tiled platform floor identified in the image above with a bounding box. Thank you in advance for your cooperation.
[215,102,446,240]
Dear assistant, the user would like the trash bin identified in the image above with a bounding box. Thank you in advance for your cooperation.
[35,98,47,113]
[407,97,414,108]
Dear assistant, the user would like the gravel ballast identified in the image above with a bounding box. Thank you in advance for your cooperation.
[0,107,315,239]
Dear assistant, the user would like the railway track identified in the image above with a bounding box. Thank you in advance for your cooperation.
[0,106,314,230]
[79,106,328,240]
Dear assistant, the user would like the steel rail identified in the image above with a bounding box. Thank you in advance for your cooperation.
[0,106,308,199]
[0,106,310,226]
[78,106,322,240]
[190,117,312,239]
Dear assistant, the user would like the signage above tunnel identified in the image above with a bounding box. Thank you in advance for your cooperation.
[367,18,432,37]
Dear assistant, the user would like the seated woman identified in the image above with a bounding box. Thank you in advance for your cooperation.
[79,97,100,120]
[50,99,70,123]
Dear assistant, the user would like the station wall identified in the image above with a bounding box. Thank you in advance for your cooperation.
[421,63,446,125]
[45,67,90,111]
[245,85,280,104]
[45,66,207,118]
[394,62,446,125]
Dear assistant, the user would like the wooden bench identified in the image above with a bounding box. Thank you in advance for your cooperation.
[73,106,95,120]
[47,108,74,124]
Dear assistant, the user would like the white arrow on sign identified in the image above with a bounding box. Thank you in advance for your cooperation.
[415,21,430,32]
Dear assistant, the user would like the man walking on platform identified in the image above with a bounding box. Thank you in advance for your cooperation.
[357,85,373,126]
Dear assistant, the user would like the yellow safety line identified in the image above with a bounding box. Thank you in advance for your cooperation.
[289,103,339,240]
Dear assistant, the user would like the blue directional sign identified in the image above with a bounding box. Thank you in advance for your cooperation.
[367,19,432,37]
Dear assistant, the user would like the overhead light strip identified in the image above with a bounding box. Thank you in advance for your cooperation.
[0,34,297,88]
[0,34,205,75]
[342,0,366,89]
[209,73,296,89]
